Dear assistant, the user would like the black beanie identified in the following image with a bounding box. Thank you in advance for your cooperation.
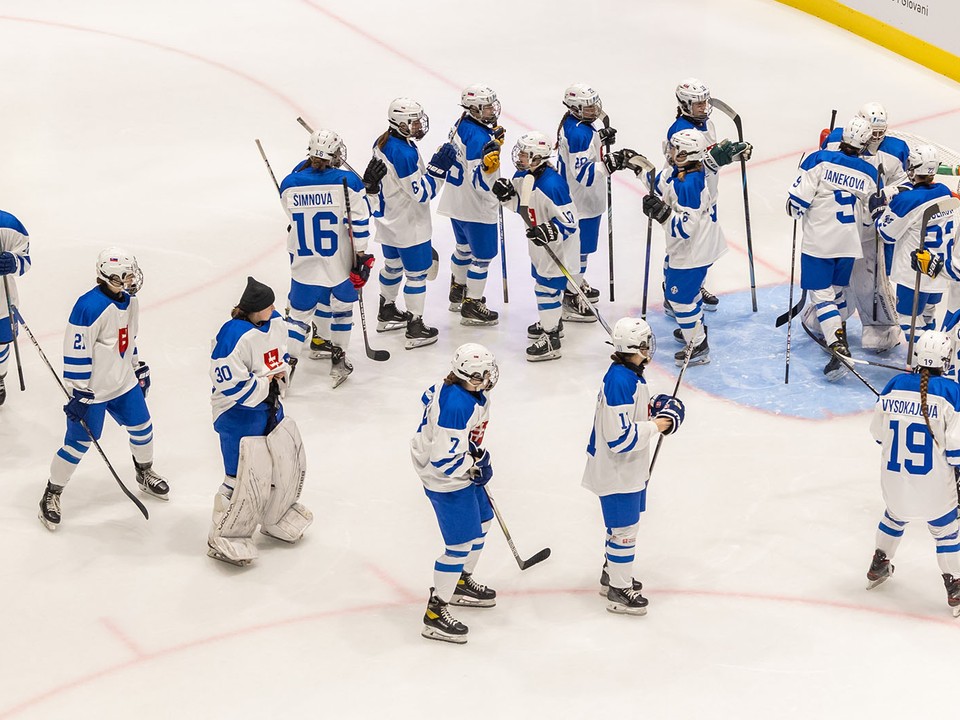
[237,276,275,313]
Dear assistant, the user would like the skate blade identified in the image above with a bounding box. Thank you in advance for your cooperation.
[605,602,648,616]
[527,330,565,341]
[702,304,718,312]
[676,354,710,367]
[376,321,407,333]
[405,336,439,350]
[526,351,562,363]
[206,547,253,567]
[460,317,499,327]
[421,626,468,644]
[448,303,462,313]
[561,311,597,323]
[450,595,496,608]
[952,604,960,618]
[824,366,849,383]
[138,483,170,501]
[331,373,352,389]
[664,309,676,319]
[309,350,333,360]
[866,575,890,590]
[38,511,59,532]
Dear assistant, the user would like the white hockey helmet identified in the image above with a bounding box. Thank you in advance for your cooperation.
[307,129,346,166]
[858,102,888,142]
[841,116,873,151]
[461,84,501,125]
[676,78,712,122]
[563,83,602,122]
[512,131,553,171]
[611,317,656,359]
[908,144,939,179]
[913,330,953,371]
[97,246,143,295]
[388,97,429,140]
[669,129,707,165]
[452,343,499,390]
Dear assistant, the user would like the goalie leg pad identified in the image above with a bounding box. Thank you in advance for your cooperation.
[260,418,309,541]
[207,533,258,567]
[208,436,272,565]
[261,502,313,543]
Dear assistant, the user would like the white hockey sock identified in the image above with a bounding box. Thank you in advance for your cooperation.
[535,282,562,331]
[672,295,704,344]
[462,520,491,575]
[312,303,332,340]
[929,509,960,575]
[286,307,314,360]
[451,244,471,285]
[605,523,638,589]
[127,420,154,465]
[466,259,491,300]
[0,341,9,376]
[378,256,403,303]
[330,299,353,351]
[50,442,88,487]
[835,287,851,321]
[811,289,842,344]
[403,271,428,317]
[434,540,472,602]
[580,254,589,276]
[219,476,235,499]
[876,509,906,558]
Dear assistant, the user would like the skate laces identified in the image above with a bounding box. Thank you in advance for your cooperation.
[45,492,61,514]
[464,575,488,594]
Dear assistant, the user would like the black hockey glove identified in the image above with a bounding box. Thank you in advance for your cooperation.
[350,253,375,289]
[469,449,493,486]
[362,157,387,195]
[598,126,617,146]
[135,362,151,398]
[642,194,671,223]
[427,143,457,179]
[492,178,516,203]
[911,248,944,278]
[64,388,95,424]
[526,222,559,247]
[603,150,625,174]
[0,251,16,275]
[650,394,685,435]
[868,190,887,221]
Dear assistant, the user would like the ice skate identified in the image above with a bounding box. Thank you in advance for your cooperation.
[943,574,960,616]
[330,346,353,388]
[673,327,708,345]
[38,481,63,531]
[448,276,466,312]
[0,374,6,406]
[460,297,499,326]
[700,286,719,311]
[581,279,600,304]
[561,291,597,323]
[405,316,439,350]
[606,584,649,616]
[527,319,564,340]
[309,332,336,360]
[421,588,468,644]
[135,460,170,500]
[599,561,643,596]
[451,572,497,608]
[526,328,562,362]
[377,295,412,333]
[662,282,676,319]
[824,329,851,383]
[674,328,709,367]
[866,549,894,590]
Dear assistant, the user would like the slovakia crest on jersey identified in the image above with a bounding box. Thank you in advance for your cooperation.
[264,348,281,371]
[118,327,129,356]
[469,420,488,446]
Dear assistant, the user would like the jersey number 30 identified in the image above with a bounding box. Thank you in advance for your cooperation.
[293,211,339,257]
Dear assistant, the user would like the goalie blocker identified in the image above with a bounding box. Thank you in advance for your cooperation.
[208,417,312,566]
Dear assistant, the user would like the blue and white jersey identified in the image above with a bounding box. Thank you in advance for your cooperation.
[877,182,958,290]
[0,210,30,321]
[654,164,727,269]
[870,372,960,520]
[279,166,370,288]
[210,311,290,423]
[411,379,491,493]
[436,115,500,224]
[62,287,140,403]
[821,129,911,196]
[788,150,879,259]
[557,114,608,219]
[505,166,579,279]
[582,362,661,497]
[663,116,717,165]
[372,133,440,249]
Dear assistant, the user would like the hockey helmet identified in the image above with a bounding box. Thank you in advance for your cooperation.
[858,102,888,142]
[308,129,346,166]
[669,129,707,165]
[461,84,501,126]
[611,317,656,359]
[563,83,603,122]
[97,247,143,295]
[913,330,953,372]
[675,78,711,122]
[908,144,939,179]
[512,132,553,172]
[841,116,873,151]
[388,97,429,140]
[452,343,499,390]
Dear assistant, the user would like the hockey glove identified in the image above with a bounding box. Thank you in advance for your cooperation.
[739,141,753,162]
[0,251,16,275]
[706,139,748,169]
[349,253,376,289]
[426,143,457,179]
[491,125,506,146]
[481,140,501,174]
[868,191,887,221]
[264,378,283,434]
[642,194,671,224]
[470,449,493,486]
[619,148,655,178]
[598,126,617,146]
[135,362,151,398]
[650,394,685,435]
[786,197,805,220]
[526,222,559,247]
[362,157,387,195]
[492,178,517,203]
[603,150,625,174]
[64,388,95,424]
[911,248,944,278]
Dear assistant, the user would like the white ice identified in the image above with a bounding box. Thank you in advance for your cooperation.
[2,1,960,717]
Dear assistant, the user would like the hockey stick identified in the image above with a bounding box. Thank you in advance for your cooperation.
[784,217,799,384]
[776,151,813,329]
[483,486,551,571]
[3,274,25,391]
[872,167,886,322]
[255,139,282,194]
[710,97,757,312]
[649,340,694,477]
[518,173,613,335]
[641,169,655,321]
[13,305,149,519]
[498,205,509,303]
[341,178,390,363]
[599,112,615,302]
[800,321,879,396]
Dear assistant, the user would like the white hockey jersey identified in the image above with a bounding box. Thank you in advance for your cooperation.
[787,150,879,259]
[436,115,500,224]
[582,362,661,497]
[557,113,609,219]
[821,128,911,196]
[210,311,290,423]
[372,132,441,248]
[279,166,370,288]
[505,167,579,279]
[0,210,30,324]
[654,164,727,269]
[411,380,490,493]
[62,287,140,403]
[870,372,960,521]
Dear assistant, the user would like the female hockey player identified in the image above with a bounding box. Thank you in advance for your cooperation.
[411,343,500,644]
[582,317,685,614]
[39,247,168,531]
[866,331,960,616]
[0,208,30,406]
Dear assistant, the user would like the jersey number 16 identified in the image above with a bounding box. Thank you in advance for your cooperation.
[292,211,339,257]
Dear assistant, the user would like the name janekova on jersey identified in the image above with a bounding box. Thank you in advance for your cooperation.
[823,169,866,192]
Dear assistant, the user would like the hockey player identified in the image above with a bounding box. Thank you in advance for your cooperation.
[642,129,747,366]
[371,97,456,349]
[787,115,883,381]
[280,129,377,388]
[493,132,582,361]
[821,102,910,353]
[0,209,30,406]
[877,144,960,345]
[39,248,168,531]
[436,84,503,327]
[411,343,500,644]
[207,277,311,566]
[583,317,685,615]
[866,331,960,616]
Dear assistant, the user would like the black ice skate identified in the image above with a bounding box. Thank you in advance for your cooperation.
[39,481,63,531]
[581,279,600,304]
[135,459,170,500]
[448,276,466,312]
[700,286,719,311]
[309,336,336,360]
[405,316,439,350]
[561,291,597,323]
[527,319,564,340]
[526,328,562,363]
[824,329,851,383]
[0,374,6,406]
[330,346,353,388]
[662,282,676,319]
[866,549,894,590]
[599,561,643,596]
[674,328,709,367]
[606,584,649,616]
[943,573,960,617]
[421,588,468,644]
[377,295,412,333]
[672,326,709,346]
[460,297,499,326]
[451,572,497,608]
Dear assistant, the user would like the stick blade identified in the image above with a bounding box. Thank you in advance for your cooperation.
[366,348,390,362]
[709,97,741,130]
[519,547,551,570]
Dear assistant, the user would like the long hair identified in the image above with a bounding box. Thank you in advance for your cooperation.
[919,367,941,447]
[555,110,572,150]
[375,129,391,151]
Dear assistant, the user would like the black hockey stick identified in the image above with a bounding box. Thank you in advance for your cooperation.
[3,275,25,391]
[649,339,694,477]
[873,166,886,322]
[498,205,509,303]
[785,216,799,384]
[483,487,550,571]
[800,321,879,395]
[600,112,616,302]
[641,170,655,320]
[14,306,148,519]
[710,97,757,312]
[255,139,281,194]
[342,178,389,362]
[776,151,813,329]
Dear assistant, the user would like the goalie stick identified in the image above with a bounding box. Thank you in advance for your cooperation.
[483,487,550,571]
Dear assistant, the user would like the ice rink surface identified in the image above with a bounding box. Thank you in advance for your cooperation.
[2,0,960,717]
